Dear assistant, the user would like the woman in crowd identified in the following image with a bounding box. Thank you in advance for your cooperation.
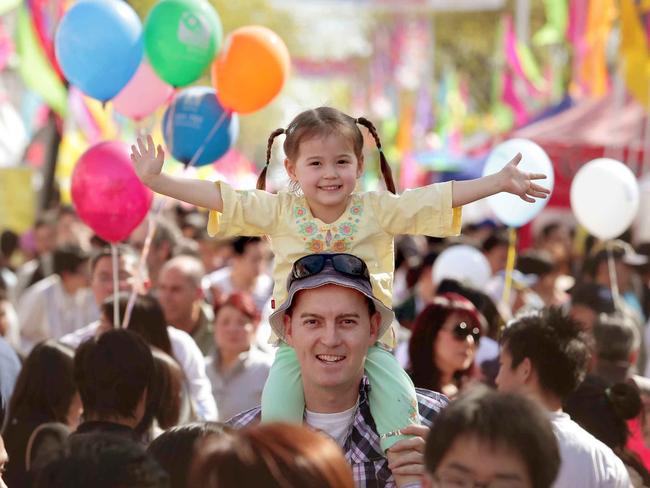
[2,340,80,487]
[409,292,486,399]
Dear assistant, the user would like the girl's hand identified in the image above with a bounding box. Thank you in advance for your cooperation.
[499,153,551,203]
[130,135,165,186]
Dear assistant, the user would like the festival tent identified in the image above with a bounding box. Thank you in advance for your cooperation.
[512,93,649,209]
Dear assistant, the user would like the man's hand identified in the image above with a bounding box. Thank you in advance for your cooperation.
[387,424,430,487]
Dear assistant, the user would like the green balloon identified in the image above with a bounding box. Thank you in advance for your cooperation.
[144,0,222,87]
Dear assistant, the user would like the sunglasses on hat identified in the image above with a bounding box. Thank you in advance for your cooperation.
[290,253,370,285]
[449,322,481,343]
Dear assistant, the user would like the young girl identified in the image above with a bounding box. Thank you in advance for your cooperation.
[130,107,548,451]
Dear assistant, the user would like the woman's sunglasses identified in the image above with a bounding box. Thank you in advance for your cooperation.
[449,322,481,343]
[290,253,370,284]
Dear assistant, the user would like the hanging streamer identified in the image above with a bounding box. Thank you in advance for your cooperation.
[501,228,518,310]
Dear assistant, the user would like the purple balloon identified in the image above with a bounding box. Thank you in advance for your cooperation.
[72,141,152,242]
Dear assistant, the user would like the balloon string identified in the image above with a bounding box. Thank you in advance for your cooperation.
[501,227,518,311]
[185,109,230,169]
[607,241,621,308]
[111,243,120,329]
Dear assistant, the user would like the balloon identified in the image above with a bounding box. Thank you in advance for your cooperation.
[212,25,290,114]
[112,61,174,120]
[482,139,554,227]
[145,0,222,87]
[432,245,492,289]
[570,158,639,240]
[162,87,238,166]
[71,141,152,242]
[55,0,143,101]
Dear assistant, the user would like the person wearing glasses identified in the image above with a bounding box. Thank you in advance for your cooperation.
[228,253,448,487]
[423,386,560,488]
[408,293,486,399]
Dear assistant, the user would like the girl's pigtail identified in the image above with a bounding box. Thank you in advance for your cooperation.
[356,117,396,194]
[257,128,285,191]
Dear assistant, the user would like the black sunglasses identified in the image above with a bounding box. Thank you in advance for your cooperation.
[450,322,481,343]
[290,253,370,285]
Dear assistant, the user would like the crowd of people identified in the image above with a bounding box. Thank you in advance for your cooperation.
[0,106,649,487]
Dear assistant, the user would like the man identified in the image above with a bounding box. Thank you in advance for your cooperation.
[229,254,447,487]
[496,308,630,487]
[129,215,181,289]
[61,246,218,422]
[14,213,58,299]
[157,255,214,355]
[18,245,97,352]
[73,329,153,440]
[423,386,560,488]
[591,313,641,385]
[203,236,272,313]
[568,282,617,332]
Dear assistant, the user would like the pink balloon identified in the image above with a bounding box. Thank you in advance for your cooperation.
[112,60,173,120]
[71,141,152,242]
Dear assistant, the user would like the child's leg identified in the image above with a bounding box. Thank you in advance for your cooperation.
[261,342,305,423]
[366,344,420,452]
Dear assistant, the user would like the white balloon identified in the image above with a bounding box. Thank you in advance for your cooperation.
[432,245,492,289]
[570,158,639,240]
[482,138,554,227]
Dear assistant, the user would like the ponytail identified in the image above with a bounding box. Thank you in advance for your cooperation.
[356,117,396,194]
[606,383,642,420]
[257,128,285,191]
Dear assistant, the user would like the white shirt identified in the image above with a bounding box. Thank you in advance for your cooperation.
[18,275,99,353]
[549,411,630,488]
[305,403,358,447]
[60,321,218,422]
[203,266,273,313]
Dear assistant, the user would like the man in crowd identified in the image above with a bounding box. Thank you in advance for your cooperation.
[61,246,218,421]
[129,215,181,289]
[157,255,214,355]
[73,329,153,440]
[423,386,560,488]
[496,307,630,487]
[14,212,58,299]
[19,245,97,352]
[228,254,447,487]
[204,236,273,313]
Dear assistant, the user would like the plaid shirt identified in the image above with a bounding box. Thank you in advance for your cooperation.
[227,377,448,487]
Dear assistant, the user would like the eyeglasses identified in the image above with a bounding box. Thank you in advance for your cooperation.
[448,322,481,343]
[432,473,525,488]
[290,254,370,285]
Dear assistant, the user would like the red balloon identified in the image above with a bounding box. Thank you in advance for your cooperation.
[71,141,152,243]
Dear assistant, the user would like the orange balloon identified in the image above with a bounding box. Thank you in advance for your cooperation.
[212,26,290,114]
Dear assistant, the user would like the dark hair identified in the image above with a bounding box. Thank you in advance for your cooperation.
[7,341,76,424]
[516,250,556,277]
[74,330,154,420]
[32,432,169,488]
[500,308,590,399]
[189,423,354,488]
[232,236,262,256]
[147,423,229,488]
[481,229,509,253]
[257,106,395,194]
[53,245,89,276]
[0,229,19,259]
[425,386,560,488]
[101,293,173,357]
[215,292,261,324]
[409,293,485,391]
[135,348,185,438]
[90,244,137,274]
[565,376,641,449]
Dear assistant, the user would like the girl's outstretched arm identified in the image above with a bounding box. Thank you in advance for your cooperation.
[130,135,223,211]
[451,153,550,207]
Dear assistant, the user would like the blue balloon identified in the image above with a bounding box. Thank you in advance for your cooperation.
[162,87,239,167]
[55,0,143,102]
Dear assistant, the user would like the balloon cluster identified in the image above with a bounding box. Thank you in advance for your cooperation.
[54,0,290,242]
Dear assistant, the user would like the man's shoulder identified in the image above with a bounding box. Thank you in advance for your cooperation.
[226,406,262,428]
[415,388,449,426]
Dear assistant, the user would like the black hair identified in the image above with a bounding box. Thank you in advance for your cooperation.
[425,386,560,488]
[74,330,153,420]
[481,230,509,252]
[53,245,89,277]
[500,308,590,399]
[232,236,262,256]
[516,250,556,277]
[147,423,229,488]
[32,432,169,488]
[0,229,19,260]
[90,244,137,274]
[7,340,76,424]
